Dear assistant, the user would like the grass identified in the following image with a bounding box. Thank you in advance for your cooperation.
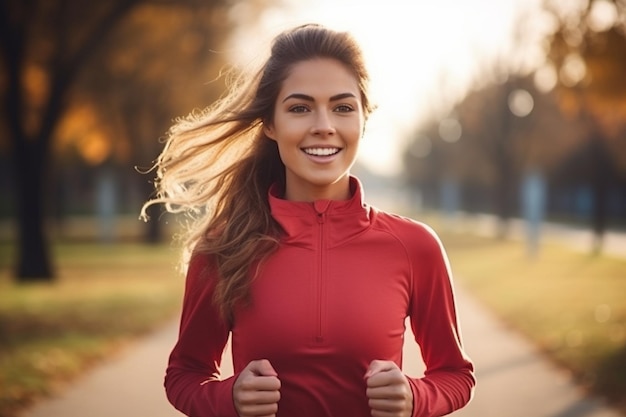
[431,222,626,413]
[0,241,184,417]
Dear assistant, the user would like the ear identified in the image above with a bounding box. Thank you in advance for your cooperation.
[263,122,276,141]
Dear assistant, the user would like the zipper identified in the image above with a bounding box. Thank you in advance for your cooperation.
[315,211,325,343]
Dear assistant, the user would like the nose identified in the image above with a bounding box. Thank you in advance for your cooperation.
[311,110,336,136]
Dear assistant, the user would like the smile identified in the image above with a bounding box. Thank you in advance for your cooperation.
[302,147,341,156]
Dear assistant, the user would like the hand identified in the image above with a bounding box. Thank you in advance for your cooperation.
[365,360,414,417]
[233,359,281,417]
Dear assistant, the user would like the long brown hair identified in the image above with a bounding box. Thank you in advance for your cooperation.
[141,23,374,321]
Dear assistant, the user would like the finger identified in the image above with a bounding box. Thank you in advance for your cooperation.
[238,374,281,392]
[237,401,278,416]
[235,398,279,416]
[368,397,406,412]
[368,371,407,390]
[248,359,278,377]
[237,389,281,405]
[366,365,405,389]
[370,410,398,417]
[367,383,409,400]
[364,360,397,379]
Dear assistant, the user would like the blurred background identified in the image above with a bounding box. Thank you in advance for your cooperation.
[2,0,626,270]
[0,0,626,415]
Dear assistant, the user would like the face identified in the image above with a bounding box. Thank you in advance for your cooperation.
[264,58,365,202]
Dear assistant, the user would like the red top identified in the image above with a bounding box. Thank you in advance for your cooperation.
[165,177,475,416]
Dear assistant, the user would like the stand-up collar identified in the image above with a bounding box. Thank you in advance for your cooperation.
[268,176,372,249]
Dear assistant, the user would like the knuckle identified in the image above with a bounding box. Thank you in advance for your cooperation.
[237,391,254,404]
[239,378,255,390]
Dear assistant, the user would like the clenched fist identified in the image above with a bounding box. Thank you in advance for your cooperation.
[233,359,281,417]
[365,360,413,417]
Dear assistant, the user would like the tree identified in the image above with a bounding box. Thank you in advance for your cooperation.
[539,0,626,251]
[0,0,146,280]
[404,0,626,249]
[0,0,245,281]
[69,2,234,244]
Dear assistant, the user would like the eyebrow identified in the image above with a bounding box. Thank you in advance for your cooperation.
[282,92,357,103]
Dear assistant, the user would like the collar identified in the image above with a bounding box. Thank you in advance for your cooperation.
[268,176,372,249]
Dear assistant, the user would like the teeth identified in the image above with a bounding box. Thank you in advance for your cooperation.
[303,147,340,156]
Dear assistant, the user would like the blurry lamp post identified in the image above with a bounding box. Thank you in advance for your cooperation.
[438,118,462,229]
[96,164,117,243]
[508,89,545,259]
[521,169,547,259]
[406,135,432,212]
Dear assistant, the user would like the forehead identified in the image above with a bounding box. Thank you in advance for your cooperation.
[278,58,360,99]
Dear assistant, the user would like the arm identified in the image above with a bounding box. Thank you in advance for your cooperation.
[164,252,239,417]
[407,225,476,417]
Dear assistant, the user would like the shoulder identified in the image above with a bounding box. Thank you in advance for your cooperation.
[184,249,219,295]
[188,250,214,276]
[372,208,442,243]
[371,208,445,256]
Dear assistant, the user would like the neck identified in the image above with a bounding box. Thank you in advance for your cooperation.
[284,176,352,202]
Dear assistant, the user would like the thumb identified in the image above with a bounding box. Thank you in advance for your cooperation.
[249,359,278,377]
[364,360,394,379]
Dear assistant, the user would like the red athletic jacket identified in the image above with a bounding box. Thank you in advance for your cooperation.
[165,177,475,416]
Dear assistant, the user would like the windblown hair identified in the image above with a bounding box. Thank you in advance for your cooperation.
[141,23,374,321]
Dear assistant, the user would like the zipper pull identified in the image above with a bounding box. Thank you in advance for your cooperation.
[314,200,331,223]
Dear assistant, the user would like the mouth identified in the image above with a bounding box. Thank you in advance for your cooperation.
[301,147,342,157]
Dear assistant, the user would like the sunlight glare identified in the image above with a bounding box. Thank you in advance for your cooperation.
[408,135,433,159]
[438,118,462,143]
[560,53,587,87]
[508,89,534,118]
[534,64,558,93]
[79,132,111,166]
[587,0,618,32]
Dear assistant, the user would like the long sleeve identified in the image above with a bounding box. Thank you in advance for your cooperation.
[406,225,475,417]
[164,252,238,417]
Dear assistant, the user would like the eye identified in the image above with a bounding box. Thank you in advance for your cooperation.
[288,105,310,113]
[334,104,354,113]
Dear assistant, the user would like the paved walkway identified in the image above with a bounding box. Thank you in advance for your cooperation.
[19,284,624,417]
[452,286,623,417]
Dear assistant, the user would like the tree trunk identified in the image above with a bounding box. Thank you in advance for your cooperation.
[139,168,163,244]
[144,205,163,244]
[13,138,54,281]
[590,135,610,255]
[493,89,515,239]
[494,163,514,239]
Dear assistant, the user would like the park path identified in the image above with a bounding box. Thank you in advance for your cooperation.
[19,283,624,417]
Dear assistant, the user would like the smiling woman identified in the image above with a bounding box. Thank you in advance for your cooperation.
[141,23,475,417]
[263,58,365,201]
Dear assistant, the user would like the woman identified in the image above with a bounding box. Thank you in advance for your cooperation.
[142,23,475,417]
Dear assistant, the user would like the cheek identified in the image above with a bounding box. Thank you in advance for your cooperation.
[273,119,307,143]
[344,123,364,143]
[273,133,300,161]
[338,115,364,138]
